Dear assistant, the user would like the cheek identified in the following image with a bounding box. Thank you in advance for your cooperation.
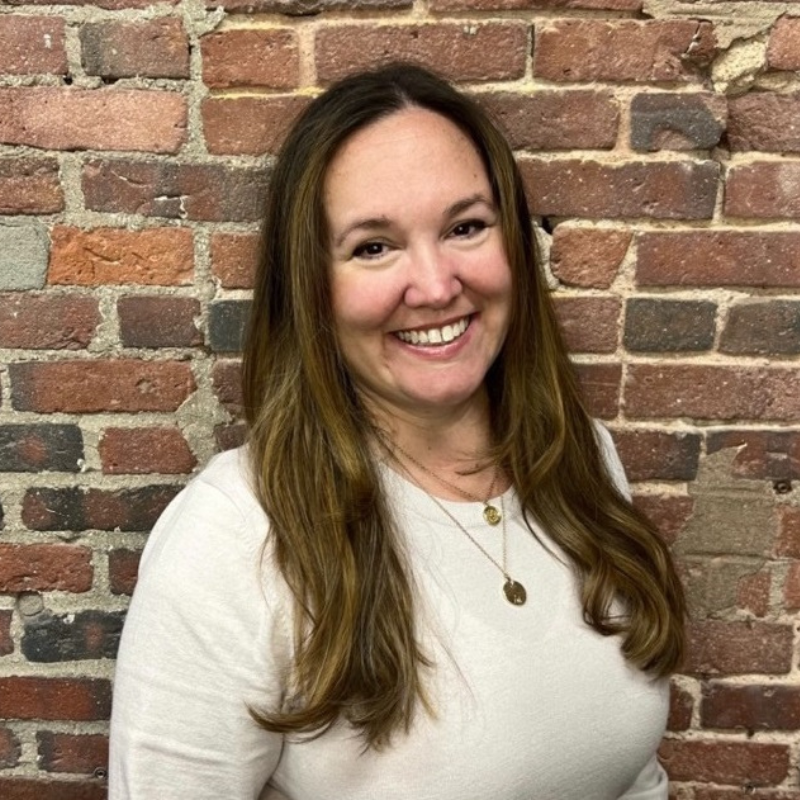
[331,273,402,335]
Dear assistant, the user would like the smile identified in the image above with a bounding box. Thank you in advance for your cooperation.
[394,316,470,346]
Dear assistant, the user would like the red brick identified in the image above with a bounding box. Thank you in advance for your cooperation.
[695,790,800,800]
[721,300,800,355]
[0,727,20,767]
[108,548,141,595]
[574,362,620,419]
[737,568,771,618]
[702,683,800,731]
[0,677,110,721]
[0,780,106,800]
[0,611,12,657]
[83,159,268,222]
[118,296,202,348]
[630,92,726,151]
[632,494,693,546]
[706,430,800,481]
[685,621,793,675]
[611,429,700,482]
[784,562,800,610]
[776,506,800,558]
[768,17,800,70]
[100,427,196,474]
[212,359,243,418]
[81,18,189,79]
[0,293,99,349]
[637,231,800,288]
[0,88,186,153]
[728,92,800,153]
[432,0,640,7]
[10,360,195,413]
[210,232,260,289]
[521,159,718,220]
[0,17,67,75]
[37,732,108,775]
[0,158,63,215]
[624,365,800,422]
[534,20,715,83]
[49,227,193,286]
[0,544,92,593]
[667,682,693,732]
[550,227,630,288]
[202,95,309,156]
[215,422,247,452]
[659,739,790,785]
[726,163,800,220]
[15,0,178,7]
[552,295,620,353]
[316,23,527,84]
[201,29,299,89]
[480,90,619,150]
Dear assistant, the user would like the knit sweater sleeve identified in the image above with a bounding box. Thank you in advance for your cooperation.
[109,451,290,800]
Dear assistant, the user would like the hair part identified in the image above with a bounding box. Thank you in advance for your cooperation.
[242,62,685,748]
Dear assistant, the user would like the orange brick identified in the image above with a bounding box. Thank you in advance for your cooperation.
[201,29,299,89]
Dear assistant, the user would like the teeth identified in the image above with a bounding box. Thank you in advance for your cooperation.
[396,316,469,347]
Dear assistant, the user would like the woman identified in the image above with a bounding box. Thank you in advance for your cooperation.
[110,64,685,799]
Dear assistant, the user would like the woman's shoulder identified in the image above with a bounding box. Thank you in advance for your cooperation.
[590,419,632,501]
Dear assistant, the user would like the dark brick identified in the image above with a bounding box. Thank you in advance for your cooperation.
[108,548,141,595]
[702,684,800,732]
[553,296,620,353]
[81,18,189,80]
[22,610,124,663]
[728,91,800,153]
[480,90,619,150]
[22,485,180,532]
[686,621,793,675]
[118,296,202,348]
[0,780,106,800]
[0,727,20,768]
[0,424,83,472]
[215,422,247,452]
[0,611,12,656]
[212,360,243,418]
[522,159,719,220]
[706,430,800,482]
[574,363,621,419]
[720,300,800,355]
[0,677,111,721]
[611,429,700,481]
[632,494,693,546]
[0,293,100,349]
[630,92,726,152]
[37,732,108,775]
[208,0,409,11]
[624,298,716,352]
[667,682,693,732]
[209,300,251,353]
[82,159,269,222]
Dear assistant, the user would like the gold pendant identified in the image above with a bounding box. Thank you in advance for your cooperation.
[483,504,502,525]
[503,578,527,606]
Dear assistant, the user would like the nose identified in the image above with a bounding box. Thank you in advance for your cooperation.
[403,246,462,309]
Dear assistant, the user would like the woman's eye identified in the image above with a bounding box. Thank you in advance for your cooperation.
[352,241,388,259]
[451,220,487,238]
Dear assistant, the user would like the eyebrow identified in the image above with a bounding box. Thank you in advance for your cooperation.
[331,193,496,249]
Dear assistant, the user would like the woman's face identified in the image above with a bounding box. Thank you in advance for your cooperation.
[324,107,513,423]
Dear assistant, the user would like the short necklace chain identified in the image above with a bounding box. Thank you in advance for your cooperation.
[387,448,527,606]
[389,441,503,526]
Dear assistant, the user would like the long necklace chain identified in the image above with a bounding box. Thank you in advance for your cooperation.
[386,447,527,606]
[390,441,504,526]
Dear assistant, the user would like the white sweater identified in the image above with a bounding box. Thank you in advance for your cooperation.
[109,427,669,800]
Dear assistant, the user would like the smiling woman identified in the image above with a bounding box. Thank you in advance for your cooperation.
[109,64,686,800]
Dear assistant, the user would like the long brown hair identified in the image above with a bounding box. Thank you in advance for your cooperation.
[242,63,685,748]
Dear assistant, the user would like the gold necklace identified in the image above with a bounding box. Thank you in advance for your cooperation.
[390,442,503,526]
[417,490,526,607]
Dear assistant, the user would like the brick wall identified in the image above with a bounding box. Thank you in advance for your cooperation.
[1,0,799,796]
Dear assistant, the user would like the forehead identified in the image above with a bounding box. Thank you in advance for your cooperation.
[323,108,490,220]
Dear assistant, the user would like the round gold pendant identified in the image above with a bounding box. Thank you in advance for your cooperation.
[503,578,527,606]
[483,504,502,525]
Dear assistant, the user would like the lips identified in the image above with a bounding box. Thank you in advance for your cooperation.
[394,316,470,346]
